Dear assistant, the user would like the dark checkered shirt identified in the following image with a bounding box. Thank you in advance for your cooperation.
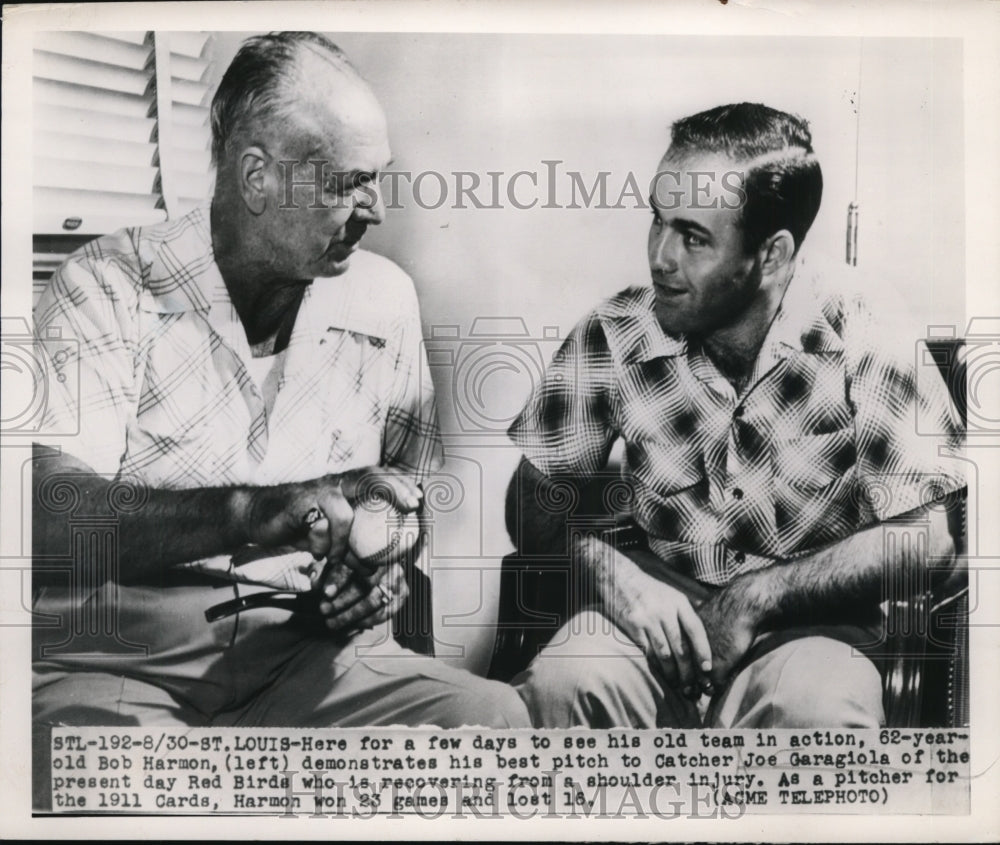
[509,254,965,586]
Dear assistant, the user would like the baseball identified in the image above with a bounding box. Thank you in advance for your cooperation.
[348,499,421,565]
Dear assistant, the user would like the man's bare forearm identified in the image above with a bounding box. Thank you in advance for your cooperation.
[32,445,257,580]
[720,506,955,631]
[33,445,420,584]
[506,456,715,691]
[691,504,958,684]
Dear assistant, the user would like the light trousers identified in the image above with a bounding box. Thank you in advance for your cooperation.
[514,610,885,729]
[32,578,530,809]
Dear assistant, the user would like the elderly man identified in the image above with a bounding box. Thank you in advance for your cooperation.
[31,31,528,802]
[508,103,964,729]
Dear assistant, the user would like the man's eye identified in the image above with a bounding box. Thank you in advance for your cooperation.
[683,233,707,248]
[324,174,351,195]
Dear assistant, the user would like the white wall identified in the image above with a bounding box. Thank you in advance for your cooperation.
[208,33,965,672]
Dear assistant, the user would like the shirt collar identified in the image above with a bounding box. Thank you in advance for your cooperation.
[764,252,845,357]
[140,204,226,316]
[622,251,845,366]
[138,205,389,343]
[602,287,688,365]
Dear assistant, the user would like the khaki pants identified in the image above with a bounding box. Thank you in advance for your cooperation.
[32,578,529,809]
[514,609,885,729]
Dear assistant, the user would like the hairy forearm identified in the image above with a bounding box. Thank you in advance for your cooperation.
[572,532,651,612]
[726,507,955,630]
[32,444,415,584]
[32,445,253,580]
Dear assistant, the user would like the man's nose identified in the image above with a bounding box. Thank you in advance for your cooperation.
[353,180,386,225]
[649,229,679,272]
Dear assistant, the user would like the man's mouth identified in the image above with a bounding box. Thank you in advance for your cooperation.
[329,237,362,259]
[339,224,368,254]
[653,279,686,296]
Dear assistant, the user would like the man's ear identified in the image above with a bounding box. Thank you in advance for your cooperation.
[759,229,795,276]
[238,145,269,215]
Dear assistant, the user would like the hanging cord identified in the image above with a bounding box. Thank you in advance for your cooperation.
[846,41,863,266]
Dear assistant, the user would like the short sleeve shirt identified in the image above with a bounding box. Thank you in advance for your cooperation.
[509,254,965,586]
[34,206,444,582]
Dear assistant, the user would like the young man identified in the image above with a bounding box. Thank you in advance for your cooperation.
[508,103,964,729]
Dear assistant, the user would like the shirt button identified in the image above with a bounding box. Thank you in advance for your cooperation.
[732,487,744,500]
[733,405,744,418]
[733,551,746,564]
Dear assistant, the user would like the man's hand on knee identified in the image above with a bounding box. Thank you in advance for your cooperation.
[613,568,714,700]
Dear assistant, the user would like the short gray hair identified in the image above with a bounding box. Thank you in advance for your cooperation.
[210,31,355,168]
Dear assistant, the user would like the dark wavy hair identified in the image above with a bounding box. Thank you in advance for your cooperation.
[210,31,355,168]
[668,103,824,254]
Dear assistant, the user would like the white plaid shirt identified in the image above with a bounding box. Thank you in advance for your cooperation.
[510,254,965,586]
[35,206,443,586]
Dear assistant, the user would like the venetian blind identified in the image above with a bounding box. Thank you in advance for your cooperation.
[32,30,214,298]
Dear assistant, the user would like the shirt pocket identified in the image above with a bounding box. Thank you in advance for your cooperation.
[316,331,390,471]
[773,424,861,553]
[627,436,708,541]
[774,424,857,491]
[627,435,706,499]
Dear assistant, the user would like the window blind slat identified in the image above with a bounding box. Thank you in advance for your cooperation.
[171,77,211,107]
[35,186,164,218]
[34,207,168,238]
[91,31,149,47]
[34,104,156,144]
[168,32,211,59]
[36,157,159,195]
[34,78,152,120]
[172,129,211,153]
[36,131,157,168]
[34,51,152,96]
[33,252,73,276]
[172,101,210,127]
[169,52,210,83]
[37,32,152,70]
[172,148,211,172]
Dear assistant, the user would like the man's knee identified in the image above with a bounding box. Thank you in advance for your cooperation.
[715,637,884,728]
[430,679,531,728]
[515,611,660,728]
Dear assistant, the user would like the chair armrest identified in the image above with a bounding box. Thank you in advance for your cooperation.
[392,505,434,656]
